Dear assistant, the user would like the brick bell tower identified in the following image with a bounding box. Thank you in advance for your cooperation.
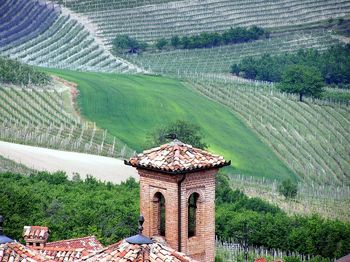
[125,138,230,262]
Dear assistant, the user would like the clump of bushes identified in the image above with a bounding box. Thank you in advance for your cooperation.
[231,44,350,86]
[0,57,51,86]
[157,26,268,50]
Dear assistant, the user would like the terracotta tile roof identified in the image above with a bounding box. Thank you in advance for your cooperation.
[83,239,197,262]
[125,140,230,174]
[23,226,49,241]
[0,242,54,262]
[39,247,89,261]
[45,236,103,252]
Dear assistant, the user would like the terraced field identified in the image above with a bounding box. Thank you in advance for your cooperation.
[52,0,179,12]
[188,76,350,186]
[44,68,296,181]
[65,0,350,44]
[125,30,339,75]
[0,0,140,73]
[0,81,134,158]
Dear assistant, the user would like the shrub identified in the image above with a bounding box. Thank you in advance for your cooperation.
[278,179,298,198]
[0,57,51,86]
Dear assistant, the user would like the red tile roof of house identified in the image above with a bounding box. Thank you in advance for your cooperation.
[125,139,230,174]
[23,226,49,241]
[39,247,90,261]
[83,239,197,262]
[0,242,54,262]
[45,236,103,252]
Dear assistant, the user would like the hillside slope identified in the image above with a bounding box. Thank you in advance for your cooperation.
[189,76,350,186]
[58,0,350,44]
[0,0,141,73]
[44,69,296,181]
[0,78,134,158]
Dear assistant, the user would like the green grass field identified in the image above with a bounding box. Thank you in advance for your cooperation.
[44,69,295,180]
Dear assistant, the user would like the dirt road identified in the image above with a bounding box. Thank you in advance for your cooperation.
[0,141,138,183]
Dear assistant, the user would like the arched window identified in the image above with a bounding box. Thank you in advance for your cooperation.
[188,193,199,237]
[153,192,165,236]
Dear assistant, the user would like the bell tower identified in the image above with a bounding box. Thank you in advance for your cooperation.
[125,139,230,262]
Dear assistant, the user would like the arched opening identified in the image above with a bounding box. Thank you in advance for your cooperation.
[188,192,199,238]
[153,192,165,236]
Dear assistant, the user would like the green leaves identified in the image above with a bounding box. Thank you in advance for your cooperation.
[278,178,298,198]
[112,35,147,54]
[279,65,324,101]
[0,57,51,86]
[0,171,139,245]
[145,119,208,149]
[231,44,350,88]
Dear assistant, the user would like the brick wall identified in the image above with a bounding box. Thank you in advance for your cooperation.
[138,168,218,262]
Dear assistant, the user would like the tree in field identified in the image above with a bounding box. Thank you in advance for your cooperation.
[278,65,324,102]
[278,179,298,199]
[112,35,146,54]
[171,35,180,48]
[155,38,168,50]
[145,120,207,149]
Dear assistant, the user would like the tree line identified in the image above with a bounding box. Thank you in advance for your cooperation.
[0,57,51,86]
[1,171,349,259]
[231,44,350,86]
[112,26,268,54]
[231,45,350,101]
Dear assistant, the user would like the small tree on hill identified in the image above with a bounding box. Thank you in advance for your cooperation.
[112,35,146,54]
[278,179,298,199]
[278,65,324,102]
[171,35,180,48]
[145,120,207,149]
[155,38,168,50]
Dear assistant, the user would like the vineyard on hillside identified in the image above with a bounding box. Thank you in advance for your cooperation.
[228,175,350,222]
[0,0,140,73]
[57,0,350,44]
[0,82,134,158]
[187,76,350,186]
[125,30,339,75]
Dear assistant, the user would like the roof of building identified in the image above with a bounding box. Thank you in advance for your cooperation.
[39,247,89,261]
[83,239,197,262]
[0,242,54,262]
[23,226,49,241]
[45,236,103,252]
[336,253,350,262]
[125,139,230,174]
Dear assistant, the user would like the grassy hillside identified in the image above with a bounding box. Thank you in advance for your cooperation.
[44,69,295,180]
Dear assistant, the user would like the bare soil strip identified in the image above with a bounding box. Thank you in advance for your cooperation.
[0,141,137,183]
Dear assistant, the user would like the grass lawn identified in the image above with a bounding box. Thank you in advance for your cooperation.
[44,68,295,181]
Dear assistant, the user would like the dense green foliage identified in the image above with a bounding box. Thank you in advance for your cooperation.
[278,65,324,101]
[145,120,207,149]
[0,57,51,86]
[278,179,298,198]
[44,68,295,180]
[155,38,168,50]
[231,45,350,86]
[1,172,349,259]
[114,26,267,52]
[216,174,350,259]
[0,172,139,245]
[158,26,267,50]
[112,35,147,54]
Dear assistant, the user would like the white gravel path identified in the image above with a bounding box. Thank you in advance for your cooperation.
[0,141,138,183]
